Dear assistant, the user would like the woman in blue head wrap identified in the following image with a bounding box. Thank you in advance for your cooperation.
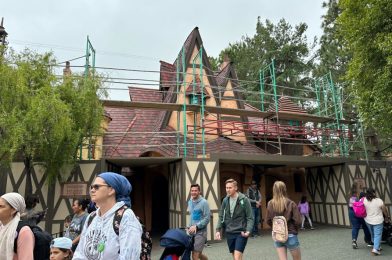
[73,172,142,260]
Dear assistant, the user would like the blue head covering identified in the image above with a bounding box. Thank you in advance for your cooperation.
[51,237,73,249]
[98,172,132,207]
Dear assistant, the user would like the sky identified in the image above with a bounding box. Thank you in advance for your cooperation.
[2,0,327,100]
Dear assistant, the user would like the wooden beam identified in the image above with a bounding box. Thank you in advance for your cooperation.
[102,100,355,124]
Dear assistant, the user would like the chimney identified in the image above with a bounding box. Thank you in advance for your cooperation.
[219,54,231,71]
[0,17,8,46]
[63,61,72,76]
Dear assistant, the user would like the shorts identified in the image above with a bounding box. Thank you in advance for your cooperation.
[193,230,207,252]
[226,233,248,253]
[274,234,300,251]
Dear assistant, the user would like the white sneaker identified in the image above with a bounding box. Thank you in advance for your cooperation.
[371,249,381,256]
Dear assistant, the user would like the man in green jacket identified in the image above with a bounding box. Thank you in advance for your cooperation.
[215,179,254,260]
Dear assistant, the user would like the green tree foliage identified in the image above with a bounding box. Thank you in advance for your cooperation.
[316,0,350,82]
[0,48,106,185]
[218,17,315,107]
[338,0,392,136]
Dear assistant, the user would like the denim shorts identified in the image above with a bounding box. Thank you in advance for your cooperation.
[274,234,300,250]
[226,233,248,253]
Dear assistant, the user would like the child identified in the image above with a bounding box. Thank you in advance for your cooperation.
[50,237,73,260]
[298,196,314,230]
[64,215,72,238]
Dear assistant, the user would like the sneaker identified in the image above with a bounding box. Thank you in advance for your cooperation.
[367,242,374,247]
[352,240,358,249]
[310,227,315,230]
[300,227,305,230]
[371,249,381,256]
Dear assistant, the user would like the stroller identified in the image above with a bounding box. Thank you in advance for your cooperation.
[382,220,392,246]
[159,228,194,260]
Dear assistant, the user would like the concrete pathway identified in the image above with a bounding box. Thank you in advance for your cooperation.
[152,225,392,259]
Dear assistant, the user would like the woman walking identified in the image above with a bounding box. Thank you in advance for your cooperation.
[66,198,89,251]
[363,188,390,255]
[267,181,302,260]
[297,196,314,230]
[0,192,34,260]
[73,172,142,259]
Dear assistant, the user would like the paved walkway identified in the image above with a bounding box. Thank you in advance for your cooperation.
[151,225,392,259]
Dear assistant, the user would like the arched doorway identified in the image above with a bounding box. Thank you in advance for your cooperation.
[151,175,169,235]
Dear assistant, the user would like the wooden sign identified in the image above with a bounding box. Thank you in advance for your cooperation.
[61,182,89,198]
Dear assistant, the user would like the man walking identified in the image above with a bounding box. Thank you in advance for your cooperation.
[215,179,254,260]
[187,184,210,260]
[246,180,262,237]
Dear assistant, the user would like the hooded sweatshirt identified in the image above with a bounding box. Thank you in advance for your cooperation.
[216,192,254,234]
[187,196,211,230]
[73,202,142,260]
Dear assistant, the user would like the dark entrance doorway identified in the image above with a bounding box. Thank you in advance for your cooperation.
[151,175,169,235]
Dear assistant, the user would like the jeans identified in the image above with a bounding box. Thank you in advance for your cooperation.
[301,214,313,228]
[252,207,260,234]
[366,222,383,251]
[348,208,371,242]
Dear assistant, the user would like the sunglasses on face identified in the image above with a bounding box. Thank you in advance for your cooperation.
[90,184,110,190]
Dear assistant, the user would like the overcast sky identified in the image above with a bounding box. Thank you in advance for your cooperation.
[3,0,326,100]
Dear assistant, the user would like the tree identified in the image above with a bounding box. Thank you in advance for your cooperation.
[315,0,351,82]
[218,17,315,108]
[0,48,106,187]
[338,0,392,136]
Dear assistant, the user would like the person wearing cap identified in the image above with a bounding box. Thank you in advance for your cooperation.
[73,172,142,260]
[246,180,262,237]
[50,237,73,260]
[0,192,34,260]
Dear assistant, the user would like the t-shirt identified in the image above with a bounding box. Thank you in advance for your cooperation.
[364,198,384,225]
[229,195,238,217]
[67,212,88,241]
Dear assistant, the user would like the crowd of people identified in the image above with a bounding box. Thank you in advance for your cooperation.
[0,174,391,260]
[0,172,143,260]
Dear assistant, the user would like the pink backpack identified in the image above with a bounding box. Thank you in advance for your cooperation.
[352,198,367,218]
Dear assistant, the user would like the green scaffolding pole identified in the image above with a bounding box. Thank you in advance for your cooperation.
[176,58,180,157]
[182,47,187,157]
[191,46,206,158]
[259,69,265,112]
[80,36,96,160]
[259,59,282,154]
[200,46,205,158]
[192,53,197,157]
[328,72,345,156]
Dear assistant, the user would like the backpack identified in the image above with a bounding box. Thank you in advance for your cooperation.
[272,216,288,243]
[87,205,152,260]
[14,221,52,260]
[353,197,367,218]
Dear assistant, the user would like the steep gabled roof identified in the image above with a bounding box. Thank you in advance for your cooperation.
[172,27,219,100]
[215,62,244,109]
[268,96,307,114]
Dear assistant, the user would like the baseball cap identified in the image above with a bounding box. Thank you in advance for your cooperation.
[50,237,73,250]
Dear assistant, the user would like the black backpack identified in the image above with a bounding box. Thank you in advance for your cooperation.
[87,205,152,259]
[14,221,52,260]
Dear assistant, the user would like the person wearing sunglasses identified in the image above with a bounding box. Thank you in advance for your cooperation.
[73,172,142,260]
[50,237,73,260]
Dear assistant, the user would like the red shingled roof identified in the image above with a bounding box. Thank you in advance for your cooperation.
[268,96,307,114]
[129,87,162,102]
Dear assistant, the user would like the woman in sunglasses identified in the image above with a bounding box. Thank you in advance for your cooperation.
[73,172,142,260]
[50,237,73,260]
[0,192,34,260]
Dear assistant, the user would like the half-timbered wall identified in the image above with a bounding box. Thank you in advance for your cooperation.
[306,161,392,227]
[0,160,102,233]
[168,159,220,241]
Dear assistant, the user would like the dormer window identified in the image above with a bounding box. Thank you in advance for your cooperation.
[185,76,209,105]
